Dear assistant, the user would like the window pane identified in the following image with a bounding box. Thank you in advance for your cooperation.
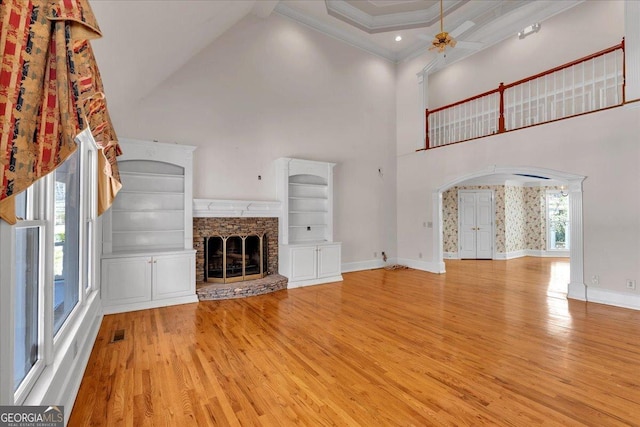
[54,150,80,333]
[14,227,40,391]
[547,192,570,251]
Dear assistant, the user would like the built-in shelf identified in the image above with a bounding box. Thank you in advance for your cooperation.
[276,157,342,288]
[102,139,197,314]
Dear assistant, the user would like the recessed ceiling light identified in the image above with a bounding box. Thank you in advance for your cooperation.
[395,35,402,42]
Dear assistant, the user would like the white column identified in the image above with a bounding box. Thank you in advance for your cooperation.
[625,0,640,102]
[567,179,586,300]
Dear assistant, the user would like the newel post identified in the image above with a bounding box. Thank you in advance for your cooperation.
[425,109,430,149]
[498,82,506,133]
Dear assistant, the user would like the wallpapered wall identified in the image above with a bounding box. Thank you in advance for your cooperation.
[443,185,560,255]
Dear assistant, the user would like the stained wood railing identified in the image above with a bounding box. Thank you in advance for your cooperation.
[425,40,625,149]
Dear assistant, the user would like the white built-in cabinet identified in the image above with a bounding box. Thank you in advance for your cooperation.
[276,158,342,288]
[101,139,197,314]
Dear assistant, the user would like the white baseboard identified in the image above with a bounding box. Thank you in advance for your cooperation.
[341,259,386,273]
[492,250,570,260]
[494,250,527,260]
[525,249,570,258]
[287,275,344,289]
[443,252,459,259]
[395,257,445,274]
[102,295,199,315]
[569,283,640,311]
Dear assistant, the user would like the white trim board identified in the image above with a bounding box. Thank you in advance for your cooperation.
[341,259,387,273]
[568,283,640,311]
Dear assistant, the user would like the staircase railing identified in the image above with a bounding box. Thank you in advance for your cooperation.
[424,40,625,150]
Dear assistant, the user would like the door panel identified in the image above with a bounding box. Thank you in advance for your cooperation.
[290,246,317,281]
[458,190,494,259]
[318,244,341,278]
[476,193,494,259]
[459,193,478,259]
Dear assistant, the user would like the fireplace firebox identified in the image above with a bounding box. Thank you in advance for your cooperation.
[204,234,268,283]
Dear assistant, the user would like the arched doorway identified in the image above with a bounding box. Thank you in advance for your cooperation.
[432,166,585,299]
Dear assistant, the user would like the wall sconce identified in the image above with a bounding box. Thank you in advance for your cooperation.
[560,185,568,197]
[518,23,541,39]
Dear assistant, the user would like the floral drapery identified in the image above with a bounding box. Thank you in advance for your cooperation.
[0,0,121,224]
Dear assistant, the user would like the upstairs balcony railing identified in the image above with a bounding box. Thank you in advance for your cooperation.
[424,40,625,149]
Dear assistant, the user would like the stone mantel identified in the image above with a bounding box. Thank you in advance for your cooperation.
[193,199,282,218]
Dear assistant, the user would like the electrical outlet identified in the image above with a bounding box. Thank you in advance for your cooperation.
[374,252,377,258]
[591,275,599,286]
[419,252,423,259]
[627,280,636,290]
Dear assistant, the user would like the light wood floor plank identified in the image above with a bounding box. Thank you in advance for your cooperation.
[69,257,640,426]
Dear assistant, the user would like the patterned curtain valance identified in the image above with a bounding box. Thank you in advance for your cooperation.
[0,0,121,224]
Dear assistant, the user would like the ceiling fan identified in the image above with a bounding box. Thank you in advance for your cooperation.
[419,0,483,53]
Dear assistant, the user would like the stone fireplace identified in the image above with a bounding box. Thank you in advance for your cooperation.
[193,217,278,284]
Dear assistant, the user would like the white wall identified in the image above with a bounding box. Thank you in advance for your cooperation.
[108,13,397,265]
[396,107,640,293]
[395,0,640,300]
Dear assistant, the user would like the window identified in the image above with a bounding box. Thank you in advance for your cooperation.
[53,149,81,334]
[547,191,570,251]
[14,226,43,393]
[5,130,99,403]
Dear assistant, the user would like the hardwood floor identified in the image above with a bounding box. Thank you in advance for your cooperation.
[69,257,640,426]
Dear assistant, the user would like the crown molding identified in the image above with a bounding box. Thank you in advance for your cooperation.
[276,0,583,65]
[274,2,398,62]
[325,0,468,34]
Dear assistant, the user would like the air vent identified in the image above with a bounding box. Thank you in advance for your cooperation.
[111,329,125,343]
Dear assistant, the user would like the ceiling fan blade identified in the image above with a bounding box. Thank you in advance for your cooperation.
[449,20,475,38]
[455,41,484,50]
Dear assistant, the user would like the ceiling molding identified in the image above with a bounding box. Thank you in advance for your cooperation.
[275,2,398,62]
[325,0,468,34]
[252,0,280,18]
[403,0,584,69]
[276,0,583,65]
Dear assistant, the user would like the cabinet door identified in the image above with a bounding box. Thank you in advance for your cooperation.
[317,244,341,279]
[153,253,195,299]
[290,246,318,281]
[102,257,151,305]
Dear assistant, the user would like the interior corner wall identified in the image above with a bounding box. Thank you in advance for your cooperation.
[108,13,397,265]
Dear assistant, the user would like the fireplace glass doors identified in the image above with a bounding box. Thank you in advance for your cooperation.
[204,234,267,283]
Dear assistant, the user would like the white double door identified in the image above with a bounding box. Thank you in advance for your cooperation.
[458,190,494,259]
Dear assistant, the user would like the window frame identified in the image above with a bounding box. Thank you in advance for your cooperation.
[2,130,100,404]
[546,189,570,252]
[13,220,46,405]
